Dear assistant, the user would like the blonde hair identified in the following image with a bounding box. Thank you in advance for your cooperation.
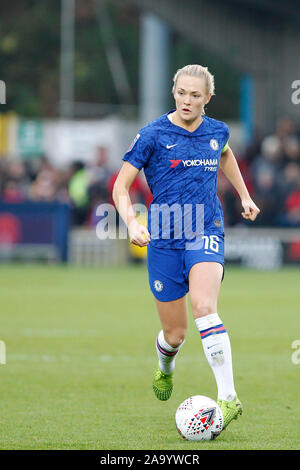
[172,64,215,96]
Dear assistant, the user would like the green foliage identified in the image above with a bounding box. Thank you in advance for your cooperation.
[75,3,139,107]
[0,1,239,119]
[171,34,240,120]
[0,0,60,117]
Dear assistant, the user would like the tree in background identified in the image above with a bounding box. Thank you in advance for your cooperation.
[0,0,239,120]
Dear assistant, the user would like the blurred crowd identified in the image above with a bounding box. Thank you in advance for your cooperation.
[0,117,300,228]
[0,146,152,227]
[218,117,300,227]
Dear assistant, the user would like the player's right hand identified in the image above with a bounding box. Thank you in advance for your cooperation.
[128,219,151,247]
[241,197,260,221]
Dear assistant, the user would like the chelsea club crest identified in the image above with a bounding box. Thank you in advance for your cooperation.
[154,280,164,292]
[210,139,219,151]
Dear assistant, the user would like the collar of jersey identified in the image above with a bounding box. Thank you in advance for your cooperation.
[164,109,207,136]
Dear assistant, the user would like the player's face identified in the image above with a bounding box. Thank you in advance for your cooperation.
[173,75,212,123]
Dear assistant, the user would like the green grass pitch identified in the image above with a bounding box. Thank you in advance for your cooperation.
[0,263,299,450]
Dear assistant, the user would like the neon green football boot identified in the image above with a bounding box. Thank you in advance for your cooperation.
[217,396,243,430]
[152,367,173,401]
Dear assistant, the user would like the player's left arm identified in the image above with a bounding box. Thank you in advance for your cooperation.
[220,145,260,221]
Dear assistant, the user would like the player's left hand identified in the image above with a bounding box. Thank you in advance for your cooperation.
[241,198,260,221]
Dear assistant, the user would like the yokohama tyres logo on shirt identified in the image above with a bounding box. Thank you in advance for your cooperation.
[170,158,218,168]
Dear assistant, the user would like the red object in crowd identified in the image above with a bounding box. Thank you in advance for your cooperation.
[0,213,21,244]
[107,172,152,208]
[288,241,300,261]
[285,188,300,212]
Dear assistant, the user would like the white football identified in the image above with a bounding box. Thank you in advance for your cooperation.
[175,395,223,441]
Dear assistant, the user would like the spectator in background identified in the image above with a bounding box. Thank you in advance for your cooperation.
[282,135,300,165]
[30,175,55,201]
[242,128,264,166]
[252,164,278,226]
[86,147,111,226]
[29,171,56,202]
[251,135,283,178]
[1,179,26,203]
[7,159,31,190]
[275,117,295,141]
[87,147,111,197]
[217,171,241,226]
[68,160,89,225]
[32,155,56,177]
[283,179,300,227]
[29,156,60,203]
[54,168,73,204]
[278,161,300,205]
[1,159,30,202]
[28,155,72,205]
[1,116,299,229]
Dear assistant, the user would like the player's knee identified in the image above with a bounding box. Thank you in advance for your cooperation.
[164,328,186,349]
[191,300,215,318]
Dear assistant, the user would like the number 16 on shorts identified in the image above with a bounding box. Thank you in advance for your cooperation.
[203,235,220,253]
[186,234,221,252]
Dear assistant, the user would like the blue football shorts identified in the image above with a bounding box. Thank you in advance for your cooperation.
[147,233,225,302]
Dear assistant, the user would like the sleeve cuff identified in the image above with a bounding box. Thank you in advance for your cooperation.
[221,141,229,153]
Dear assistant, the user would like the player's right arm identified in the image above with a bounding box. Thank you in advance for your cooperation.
[112,162,151,247]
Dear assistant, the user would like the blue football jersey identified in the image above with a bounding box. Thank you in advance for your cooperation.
[122,110,229,249]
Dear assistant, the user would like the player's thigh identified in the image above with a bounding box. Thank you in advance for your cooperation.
[188,262,223,318]
[154,295,188,347]
[147,244,188,302]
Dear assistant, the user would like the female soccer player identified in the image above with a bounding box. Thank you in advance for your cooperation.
[113,64,260,430]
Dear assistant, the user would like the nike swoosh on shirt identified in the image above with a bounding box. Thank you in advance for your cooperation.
[166,144,178,149]
[204,251,215,255]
